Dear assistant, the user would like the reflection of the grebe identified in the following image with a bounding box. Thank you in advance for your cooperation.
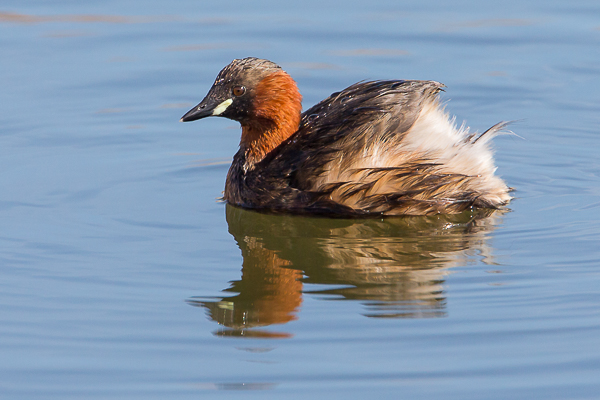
[188,205,505,337]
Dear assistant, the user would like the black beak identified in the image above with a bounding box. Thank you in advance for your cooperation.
[180,95,221,122]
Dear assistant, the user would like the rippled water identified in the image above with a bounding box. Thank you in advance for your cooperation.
[1,0,600,399]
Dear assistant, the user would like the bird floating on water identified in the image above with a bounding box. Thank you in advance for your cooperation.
[181,57,511,217]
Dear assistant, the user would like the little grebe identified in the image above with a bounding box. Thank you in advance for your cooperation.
[181,57,511,216]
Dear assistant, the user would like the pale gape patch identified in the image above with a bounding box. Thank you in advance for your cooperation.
[212,98,233,116]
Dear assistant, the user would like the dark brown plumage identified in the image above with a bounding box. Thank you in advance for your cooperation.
[181,57,511,216]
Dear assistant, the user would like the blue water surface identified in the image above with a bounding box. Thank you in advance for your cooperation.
[1,0,599,399]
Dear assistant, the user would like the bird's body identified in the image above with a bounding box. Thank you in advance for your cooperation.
[182,57,511,216]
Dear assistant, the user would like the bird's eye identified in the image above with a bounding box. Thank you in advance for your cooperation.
[232,86,246,96]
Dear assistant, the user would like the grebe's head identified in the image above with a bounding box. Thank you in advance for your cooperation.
[181,57,300,125]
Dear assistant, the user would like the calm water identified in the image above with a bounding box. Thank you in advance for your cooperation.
[1,0,600,399]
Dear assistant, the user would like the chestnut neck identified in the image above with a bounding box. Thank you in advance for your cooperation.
[239,71,302,168]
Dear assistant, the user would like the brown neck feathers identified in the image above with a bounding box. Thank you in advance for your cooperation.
[240,70,302,167]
